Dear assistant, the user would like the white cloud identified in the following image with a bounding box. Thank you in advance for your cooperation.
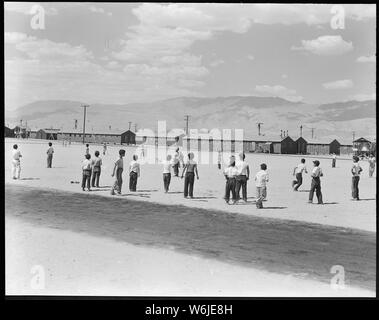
[322,79,354,90]
[254,85,303,102]
[291,35,353,56]
[348,93,376,101]
[247,55,255,61]
[356,55,376,63]
[209,59,225,67]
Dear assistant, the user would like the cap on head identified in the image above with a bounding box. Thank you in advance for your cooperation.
[95,151,100,157]
[48,142,52,146]
[13,144,18,149]
[301,158,306,163]
[313,160,320,166]
[119,149,126,156]
[261,163,267,170]
[353,156,359,162]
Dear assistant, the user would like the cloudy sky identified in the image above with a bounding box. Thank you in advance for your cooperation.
[4,3,376,110]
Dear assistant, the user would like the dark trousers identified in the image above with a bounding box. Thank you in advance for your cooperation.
[293,173,303,191]
[163,173,171,192]
[173,163,179,176]
[82,170,91,190]
[309,177,323,203]
[129,171,138,191]
[184,172,195,197]
[47,154,53,168]
[111,168,123,194]
[332,159,336,168]
[225,178,236,202]
[235,175,247,201]
[91,168,101,187]
[352,176,360,199]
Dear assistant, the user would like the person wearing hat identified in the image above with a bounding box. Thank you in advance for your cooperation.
[235,152,250,202]
[351,155,363,200]
[46,142,54,168]
[308,160,323,204]
[110,149,126,195]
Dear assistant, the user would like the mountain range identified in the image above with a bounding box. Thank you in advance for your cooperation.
[4,96,376,142]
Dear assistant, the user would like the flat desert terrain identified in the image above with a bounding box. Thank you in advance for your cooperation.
[5,138,376,296]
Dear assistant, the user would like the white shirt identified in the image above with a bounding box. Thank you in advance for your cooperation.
[129,160,140,175]
[163,160,172,174]
[82,159,92,170]
[235,160,249,176]
[224,166,238,178]
[12,149,21,161]
[255,170,269,187]
[295,163,307,174]
[311,166,323,178]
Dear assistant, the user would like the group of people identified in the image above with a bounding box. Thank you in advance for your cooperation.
[10,142,376,206]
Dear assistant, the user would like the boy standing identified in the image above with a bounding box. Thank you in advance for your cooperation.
[111,149,126,195]
[255,163,269,209]
[47,142,54,168]
[368,154,376,178]
[172,148,180,177]
[11,144,22,179]
[181,152,199,198]
[235,152,250,202]
[332,153,337,168]
[85,144,90,155]
[162,154,173,193]
[91,150,102,188]
[308,160,323,204]
[351,155,363,200]
[224,158,238,204]
[292,158,308,191]
[81,154,92,191]
[129,154,140,192]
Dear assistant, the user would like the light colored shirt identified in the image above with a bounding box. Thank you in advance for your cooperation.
[332,154,337,159]
[82,159,92,171]
[224,166,238,178]
[185,159,197,173]
[92,157,102,167]
[235,160,249,176]
[47,147,54,155]
[12,149,21,161]
[255,170,269,187]
[311,166,323,178]
[352,163,362,176]
[115,158,124,169]
[85,148,89,155]
[129,160,140,175]
[163,160,172,174]
[295,163,307,174]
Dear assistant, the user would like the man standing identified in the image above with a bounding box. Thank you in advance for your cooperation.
[46,142,54,168]
[332,153,337,168]
[351,155,363,200]
[235,152,250,202]
[129,154,140,192]
[292,158,308,191]
[162,154,173,193]
[11,144,22,180]
[81,154,92,191]
[110,149,126,195]
[308,160,323,204]
[255,163,269,209]
[172,148,180,177]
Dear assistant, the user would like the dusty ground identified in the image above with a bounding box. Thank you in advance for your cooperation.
[4,138,376,296]
[4,138,376,231]
[5,186,375,296]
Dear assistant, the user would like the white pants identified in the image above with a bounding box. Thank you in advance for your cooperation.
[11,160,21,179]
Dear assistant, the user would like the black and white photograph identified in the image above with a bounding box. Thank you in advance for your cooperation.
[4,2,376,300]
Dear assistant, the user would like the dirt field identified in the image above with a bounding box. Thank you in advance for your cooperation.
[4,138,376,296]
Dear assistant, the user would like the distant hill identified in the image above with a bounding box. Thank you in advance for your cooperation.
[5,96,376,141]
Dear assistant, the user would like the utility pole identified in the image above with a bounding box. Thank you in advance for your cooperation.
[311,127,315,139]
[134,123,137,132]
[300,125,303,137]
[184,115,190,135]
[81,105,90,144]
[128,121,132,131]
[257,122,263,136]
[352,131,355,142]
